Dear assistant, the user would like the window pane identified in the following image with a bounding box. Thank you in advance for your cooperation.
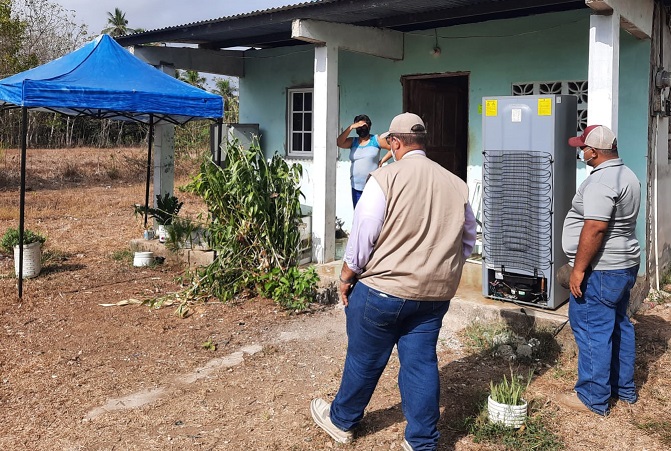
[304,113,312,131]
[292,92,303,112]
[304,92,312,111]
[293,113,303,131]
[303,132,311,153]
[292,133,302,151]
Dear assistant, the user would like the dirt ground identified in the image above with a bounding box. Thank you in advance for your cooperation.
[1,147,670,450]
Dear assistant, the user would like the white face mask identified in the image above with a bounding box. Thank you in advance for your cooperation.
[388,136,398,161]
[577,148,595,164]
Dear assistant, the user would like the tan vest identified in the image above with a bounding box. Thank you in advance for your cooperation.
[360,153,469,301]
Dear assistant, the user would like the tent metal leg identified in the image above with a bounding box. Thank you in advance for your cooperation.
[143,115,154,228]
[18,107,28,297]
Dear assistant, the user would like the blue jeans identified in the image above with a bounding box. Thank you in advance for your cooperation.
[329,282,451,451]
[351,188,363,208]
[568,265,638,415]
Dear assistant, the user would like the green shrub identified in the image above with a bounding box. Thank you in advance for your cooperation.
[1,228,46,252]
[180,138,318,309]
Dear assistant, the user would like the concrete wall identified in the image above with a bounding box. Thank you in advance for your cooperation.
[648,5,671,288]
[239,9,651,271]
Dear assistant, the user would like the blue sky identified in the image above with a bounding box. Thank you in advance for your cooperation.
[54,0,302,36]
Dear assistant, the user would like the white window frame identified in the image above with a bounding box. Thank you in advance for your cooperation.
[287,88,313,157]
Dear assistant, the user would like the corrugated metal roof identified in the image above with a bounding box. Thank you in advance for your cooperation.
[116,0,585,49]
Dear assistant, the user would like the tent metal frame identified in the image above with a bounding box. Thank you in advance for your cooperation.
[12,107,223,297]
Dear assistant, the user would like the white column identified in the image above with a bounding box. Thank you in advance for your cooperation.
[587,12,620,132]
[153,123,175,201]
[311,44,338,263]
[153,64,176,204]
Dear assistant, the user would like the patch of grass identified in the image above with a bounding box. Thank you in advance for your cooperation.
[42,249,70,265]
[201,337,217,351]
[61,162,82,180]
[468,399,563,450]
[462,322,509,353]
[647,289,671,305]
[0,206,14,221]
[661,267,671,286]
[634,420,671,446]
[111,249,133,263]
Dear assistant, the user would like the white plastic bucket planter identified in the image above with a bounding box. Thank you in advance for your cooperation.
[13,242,42,279]
[157,224,172,243]
[487,395,527,428]
[133,251,154,267]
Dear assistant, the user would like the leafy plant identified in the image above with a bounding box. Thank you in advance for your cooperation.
[1,228,46,252]
[469,404,562,450]
[201,337,217,351]
[490,368,533,406]
[179,138,318,309]
[134,193,183,226]
[166,216,207,251]
[258,266,319,310]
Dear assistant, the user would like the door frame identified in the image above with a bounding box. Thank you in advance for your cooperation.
[401,72,470,180]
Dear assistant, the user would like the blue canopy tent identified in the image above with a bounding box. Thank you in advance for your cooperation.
[0,34,223,297]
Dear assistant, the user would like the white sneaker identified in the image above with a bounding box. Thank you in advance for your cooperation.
[310,398,353,444]
[401,439,413,451]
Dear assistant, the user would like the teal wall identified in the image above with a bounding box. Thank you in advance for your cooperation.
[239,9,651,269]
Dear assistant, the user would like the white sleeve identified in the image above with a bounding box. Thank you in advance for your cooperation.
[343,178,386,273]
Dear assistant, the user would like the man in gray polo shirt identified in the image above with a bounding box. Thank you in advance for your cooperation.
[560,124,640,416]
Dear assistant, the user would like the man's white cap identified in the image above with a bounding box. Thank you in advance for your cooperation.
[379,113,426,140]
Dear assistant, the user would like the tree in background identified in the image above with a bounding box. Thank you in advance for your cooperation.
[102,7,135,37]
[13,0,88,65]
[213,77,239,124]
[0,0,36,77]
[177,69,206,90]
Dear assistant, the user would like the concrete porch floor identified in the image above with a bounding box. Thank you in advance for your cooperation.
[314,259,571,333]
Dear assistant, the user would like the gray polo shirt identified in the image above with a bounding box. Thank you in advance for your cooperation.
[562,158,640,270]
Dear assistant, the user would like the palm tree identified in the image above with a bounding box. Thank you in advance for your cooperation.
[213,77,239,123]
[177,70,206,89]
[102,8,135,37]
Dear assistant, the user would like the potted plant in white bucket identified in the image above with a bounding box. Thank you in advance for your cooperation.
[487,370,532,428]
[1,228,46,279]
[136,194,183,243]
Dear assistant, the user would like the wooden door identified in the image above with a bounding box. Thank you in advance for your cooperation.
[402,74,469,181]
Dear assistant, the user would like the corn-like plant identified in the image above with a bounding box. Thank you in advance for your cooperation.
[181,138,317,309]
[489,368,533,406]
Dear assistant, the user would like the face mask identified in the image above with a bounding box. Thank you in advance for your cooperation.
[356,126,369,137]
[577,149,595,164]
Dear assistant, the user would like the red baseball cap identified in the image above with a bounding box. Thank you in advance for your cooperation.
[568,125,617,150]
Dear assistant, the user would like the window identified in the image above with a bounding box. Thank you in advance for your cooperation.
[512,80,588,133]
[287,88,313,157]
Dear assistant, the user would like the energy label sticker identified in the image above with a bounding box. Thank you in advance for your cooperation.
[485,100,498,116]
[538,98,552,116]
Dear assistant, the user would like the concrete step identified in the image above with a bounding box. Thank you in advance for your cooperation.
[130,238,215,269]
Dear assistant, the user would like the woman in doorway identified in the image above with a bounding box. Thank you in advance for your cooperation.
[337,114,392,208]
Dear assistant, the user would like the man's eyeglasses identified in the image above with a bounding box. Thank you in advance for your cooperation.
[385,135,394,145]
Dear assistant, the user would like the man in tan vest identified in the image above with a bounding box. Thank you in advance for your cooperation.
[310,113,477,450]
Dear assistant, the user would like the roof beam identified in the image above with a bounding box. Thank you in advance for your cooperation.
[585,0,653,39]
[128,46,244,77]
[291,19,403,60]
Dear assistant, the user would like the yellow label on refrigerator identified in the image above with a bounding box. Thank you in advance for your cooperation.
[485,100,498,116]
[538,98,552,116]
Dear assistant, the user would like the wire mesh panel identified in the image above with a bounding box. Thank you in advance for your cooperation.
[482,151,553,273]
